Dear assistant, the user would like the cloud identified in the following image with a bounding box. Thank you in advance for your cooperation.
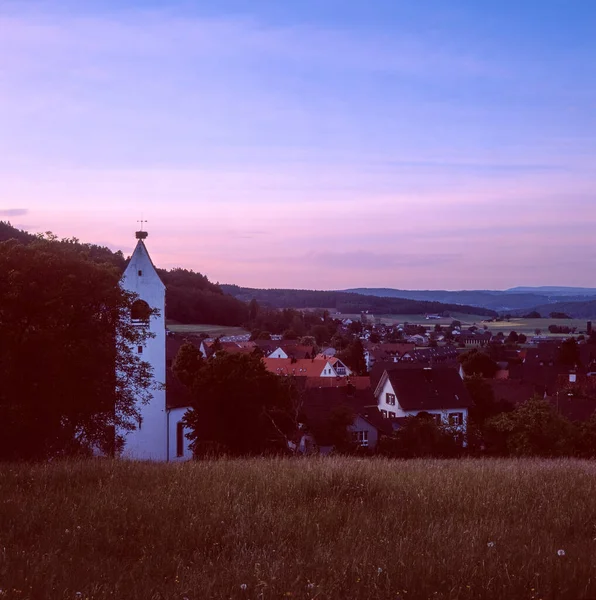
[0,208,28,217]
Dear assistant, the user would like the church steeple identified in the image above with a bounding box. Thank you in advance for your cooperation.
[119,227,167,460]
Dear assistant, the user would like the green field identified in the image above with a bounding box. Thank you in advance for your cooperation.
[334,312,589,336]
[2,458,596,599]
[166,323,249,337]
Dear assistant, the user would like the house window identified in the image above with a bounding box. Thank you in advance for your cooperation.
[389,411,396,418]
[429,413,441,425]
[137,346,143,354]
[351,430,369,447]
[138,270,143,276]
[449,412,464,426]
[381,409,387,418]
[176,422,184,457]
[386,393,396,406]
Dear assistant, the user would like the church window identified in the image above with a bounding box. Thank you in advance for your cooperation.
[137,346,143,354]
[131,299,151,323]
[138,270,143,276]
[176,422,184,457]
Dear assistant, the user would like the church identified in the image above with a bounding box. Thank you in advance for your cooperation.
[118,229,194,461]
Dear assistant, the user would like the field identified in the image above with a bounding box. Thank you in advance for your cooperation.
[166,323,249,337]
[333,312,589,336]
[2,459,596,599]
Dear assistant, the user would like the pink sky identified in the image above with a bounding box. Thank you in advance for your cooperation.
[1,3,595,290]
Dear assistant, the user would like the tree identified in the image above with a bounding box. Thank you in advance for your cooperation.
[458,349,499,378]
[176,351,300,456]
[248,298,260,321]
[557,338,581,367]
[323,405,357,453]
[550,312,571,319]
[465,375,497,427]
[282,329,299,340]
[380,414,461,458]
[525,311,542,319]
[338,338,367,375]
[0,238,154,460]
[487,397,577,457]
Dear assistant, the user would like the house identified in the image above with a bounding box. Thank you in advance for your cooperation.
[118,229,193,461]
[262,357,348,378]
[373,367,473,431]
[299,386,389,453]
[364,342,416,371]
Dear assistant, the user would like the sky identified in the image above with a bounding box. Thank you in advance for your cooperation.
[0,0,595,290]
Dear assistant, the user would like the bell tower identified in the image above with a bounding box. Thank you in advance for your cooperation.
[119,228,168,460]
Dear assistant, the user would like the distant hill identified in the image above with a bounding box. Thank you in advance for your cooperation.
[512,299,596,319]
[345,287,596,312]
[506,286,596,297]
[220,285,498,317]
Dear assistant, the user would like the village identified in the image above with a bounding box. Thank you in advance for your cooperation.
[121,230,596,461]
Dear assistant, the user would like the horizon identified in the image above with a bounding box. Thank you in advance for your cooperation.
[1,1,595,289]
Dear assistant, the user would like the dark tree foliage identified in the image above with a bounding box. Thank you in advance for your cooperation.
[523,311,542,319]
[160,268,248,326]
[557,338,581,366]
[465,375,512,427]
[338,339,367,375]
[487,398,578,457]
[0,238,154,460]
[175,348,300,456]
[379,414,461,458]
[322,405,357,453]
[247,307,334,337]
[458,349,499,378]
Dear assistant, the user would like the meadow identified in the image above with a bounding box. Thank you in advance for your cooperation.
[335,312,589,337]
[166,323,249,337]
[2,458,596,600]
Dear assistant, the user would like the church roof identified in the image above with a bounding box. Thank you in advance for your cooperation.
[122,235,165,288]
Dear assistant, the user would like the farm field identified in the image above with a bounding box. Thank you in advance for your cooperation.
[333,312,590,336]
[166,323,249,337]
[2,458,596,599]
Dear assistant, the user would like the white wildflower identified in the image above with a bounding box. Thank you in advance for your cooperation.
[557,549,566,556]
[75,593,82,599]
[377,567,383,574]
[240,584,248,591]
[306,582,315,590]
[487,541,495,548]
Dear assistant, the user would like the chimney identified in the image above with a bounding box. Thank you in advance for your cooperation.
[588,321,592,335]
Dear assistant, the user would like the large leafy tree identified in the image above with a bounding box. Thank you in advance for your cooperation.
[173,345,300,456]
[458,349,499,378]
[0,237,154,459]
[487,397,578,457]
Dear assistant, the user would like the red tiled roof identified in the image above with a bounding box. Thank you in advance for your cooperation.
[304,376,371,390]
[263,358,332,378]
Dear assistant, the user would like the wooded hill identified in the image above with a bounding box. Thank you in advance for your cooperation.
[0,222,248,326]
[346,287,596,313]
[220,285,498,317]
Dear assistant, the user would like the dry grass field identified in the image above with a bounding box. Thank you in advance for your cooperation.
[2,458,596,600]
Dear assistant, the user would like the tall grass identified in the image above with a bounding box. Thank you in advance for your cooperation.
[2,458,596,599]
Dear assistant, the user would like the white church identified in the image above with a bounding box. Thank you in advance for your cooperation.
[119,229,194,461]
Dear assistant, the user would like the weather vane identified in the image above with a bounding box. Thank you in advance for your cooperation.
[136,218,149,240]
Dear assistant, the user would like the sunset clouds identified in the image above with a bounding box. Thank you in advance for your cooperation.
[0,1,594,289]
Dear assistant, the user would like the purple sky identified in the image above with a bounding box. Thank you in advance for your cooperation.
[1,1,595,290]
